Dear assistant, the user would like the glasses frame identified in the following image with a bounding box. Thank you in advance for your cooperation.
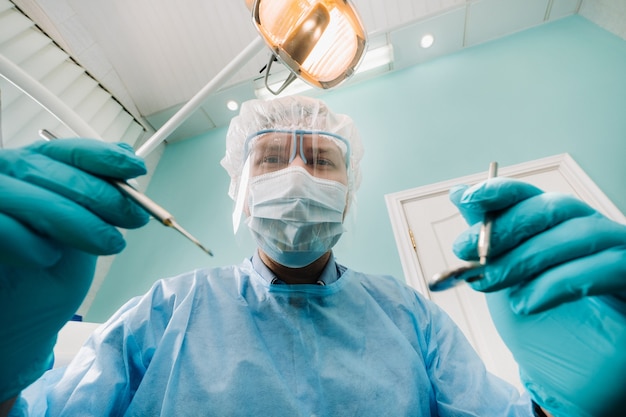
[243,129,351,169]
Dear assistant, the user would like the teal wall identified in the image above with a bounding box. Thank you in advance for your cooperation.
[86,16,626,322]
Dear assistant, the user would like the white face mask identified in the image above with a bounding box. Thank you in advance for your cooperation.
[246,166,348,268]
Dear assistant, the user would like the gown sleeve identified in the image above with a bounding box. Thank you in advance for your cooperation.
[417,294,534,417]
[11,279,175,417]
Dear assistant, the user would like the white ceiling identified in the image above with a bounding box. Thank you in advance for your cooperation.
[10,0,626,142]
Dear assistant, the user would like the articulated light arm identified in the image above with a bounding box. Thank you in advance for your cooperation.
[138,0,367,157]
[136,36,265,157]
[0,53,102,140]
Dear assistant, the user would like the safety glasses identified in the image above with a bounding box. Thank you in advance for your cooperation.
[244,129,350,175]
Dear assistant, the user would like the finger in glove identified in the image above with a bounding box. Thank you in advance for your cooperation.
[0,174,127,255]
[458,177,544,212]
[27,139,146,179]
[0,147,149,229]
[469,213,626,294]
[453,192,596,260]
[508,246,626,314]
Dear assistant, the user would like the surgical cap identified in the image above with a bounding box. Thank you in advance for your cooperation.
[221,96,364,206]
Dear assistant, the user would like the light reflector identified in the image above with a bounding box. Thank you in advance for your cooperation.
[252,0,367,89]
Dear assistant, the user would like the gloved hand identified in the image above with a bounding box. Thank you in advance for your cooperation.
[0,139,150,404]
[450,177,626,417]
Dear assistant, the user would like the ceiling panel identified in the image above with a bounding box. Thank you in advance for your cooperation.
[9,0,626,143]
[64,0,261,115]
[145,103,216,142]
[549,0,583,20]
[580,0,626,39]
[465,0,552,46]
[391,7,466,71]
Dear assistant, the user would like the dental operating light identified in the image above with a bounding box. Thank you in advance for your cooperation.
[250,0,368,95]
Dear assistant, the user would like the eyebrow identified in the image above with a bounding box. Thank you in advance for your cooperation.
[255,138,291,153]
[306,143,343,155]
[260,143,287,151]
[313,149,342,159]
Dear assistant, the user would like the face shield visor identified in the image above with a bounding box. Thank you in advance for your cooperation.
[233,129,351,268]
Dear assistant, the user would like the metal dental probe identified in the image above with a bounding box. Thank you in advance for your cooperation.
[39,129,213,257]
[428,161,498,291]
[477,162,498,265]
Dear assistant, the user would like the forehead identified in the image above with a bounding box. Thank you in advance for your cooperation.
[258,132,340,150]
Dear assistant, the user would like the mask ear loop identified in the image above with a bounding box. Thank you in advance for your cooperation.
[232,156,251,234]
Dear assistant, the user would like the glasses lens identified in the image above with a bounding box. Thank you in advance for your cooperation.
[248,131,294,174]
[246,130,348,182]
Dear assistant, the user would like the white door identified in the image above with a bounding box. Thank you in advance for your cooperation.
[385,154,626,390]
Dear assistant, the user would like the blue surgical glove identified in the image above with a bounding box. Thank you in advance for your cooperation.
[450,177,626,417]
[0,139,150,404]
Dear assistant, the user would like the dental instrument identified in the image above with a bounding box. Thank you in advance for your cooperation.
[38,129,214,257]
[428,162,498,291]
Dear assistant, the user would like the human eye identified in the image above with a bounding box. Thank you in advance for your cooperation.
[313,147,345,169]
[263,154,290,165]
[254,146,292,171]
[313,156,335,167]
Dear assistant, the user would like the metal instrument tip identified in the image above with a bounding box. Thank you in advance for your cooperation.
[168,219,214,257]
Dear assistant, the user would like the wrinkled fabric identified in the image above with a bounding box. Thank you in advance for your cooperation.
[14,258,532,417]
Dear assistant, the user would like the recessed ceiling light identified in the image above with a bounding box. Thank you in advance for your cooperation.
[226,100,239,111]
[420,34,434,49]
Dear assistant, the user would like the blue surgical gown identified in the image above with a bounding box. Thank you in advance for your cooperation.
[14,255,533,416]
